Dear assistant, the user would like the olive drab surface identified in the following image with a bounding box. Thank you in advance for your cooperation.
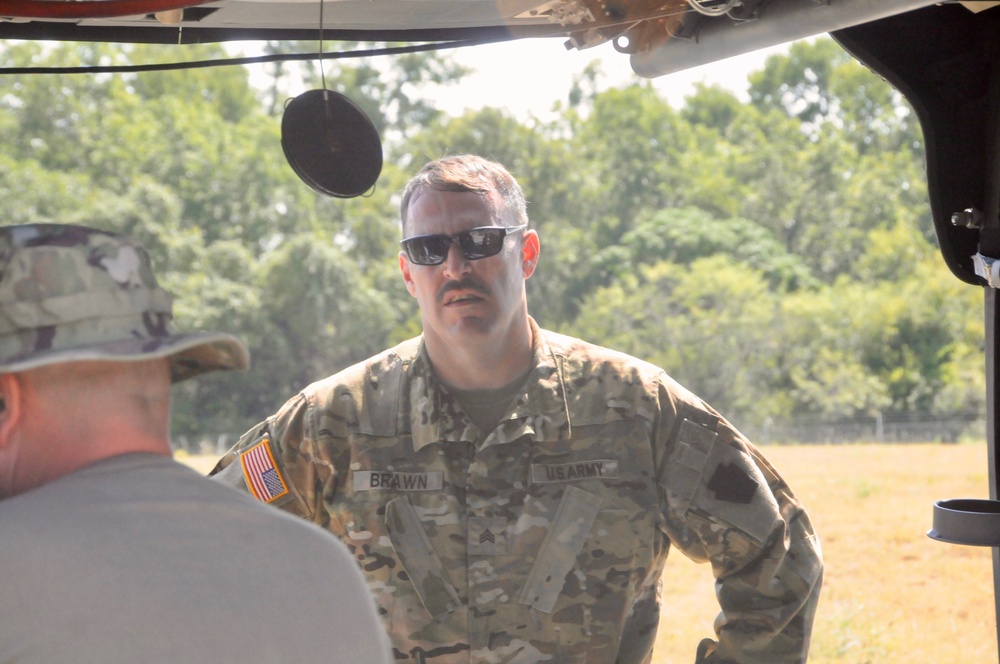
[214,320,822,663]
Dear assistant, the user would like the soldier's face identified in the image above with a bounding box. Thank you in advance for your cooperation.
[399,188,538,349]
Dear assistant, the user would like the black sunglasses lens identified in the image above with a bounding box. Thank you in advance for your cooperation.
[403,227,510,265]
[405,236,450,265]
[459,228,505,259]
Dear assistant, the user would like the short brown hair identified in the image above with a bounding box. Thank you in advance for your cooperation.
[400,155,528,236]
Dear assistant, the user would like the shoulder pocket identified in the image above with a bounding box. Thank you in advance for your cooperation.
[519,485,604,613]
[663,418,779,546]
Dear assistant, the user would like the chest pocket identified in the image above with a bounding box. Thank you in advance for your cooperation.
[518,484,605,613]
[385,496,463,620]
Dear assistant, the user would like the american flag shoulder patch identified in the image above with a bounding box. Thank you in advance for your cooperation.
[239,438,290,504]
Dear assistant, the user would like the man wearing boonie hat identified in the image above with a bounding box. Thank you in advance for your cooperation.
[0,224,392,664]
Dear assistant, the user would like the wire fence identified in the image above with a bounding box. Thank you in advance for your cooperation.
[740,411,986,446]
[178,411,987,454]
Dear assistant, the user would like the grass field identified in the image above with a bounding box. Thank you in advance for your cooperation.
[179,443,999,662]
[652,443,998,663]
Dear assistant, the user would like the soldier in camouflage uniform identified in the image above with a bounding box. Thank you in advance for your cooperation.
[213,155,823,663]
[0,224,392,664]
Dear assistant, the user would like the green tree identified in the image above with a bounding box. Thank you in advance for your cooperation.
[743,36,931,267]
[681,81,745,133]
[571,83,692,245]
[258,40,470,137]
[0,35,981,446]
[617,207,816,291]
[748,37,853,129]
[0,40,423,442]
[258,234,404,393]
[776,282,894,419]
[569,258,784,424]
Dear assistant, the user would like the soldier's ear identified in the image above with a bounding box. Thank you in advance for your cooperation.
[0,373,23,449]
[521,229,540,280]
[399,252,417,297]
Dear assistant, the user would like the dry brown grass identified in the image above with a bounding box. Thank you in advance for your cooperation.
[652,443,998,663]
[178,443,999,662]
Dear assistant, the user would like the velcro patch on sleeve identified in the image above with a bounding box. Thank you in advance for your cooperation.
[239,438,290,504]
[706,462,759,504]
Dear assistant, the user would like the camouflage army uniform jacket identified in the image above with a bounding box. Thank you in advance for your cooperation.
[214,321,822,664]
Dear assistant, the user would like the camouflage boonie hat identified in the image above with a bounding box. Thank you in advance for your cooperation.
[0,224,249,383]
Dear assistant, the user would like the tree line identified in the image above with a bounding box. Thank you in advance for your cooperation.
[0,38,984,446]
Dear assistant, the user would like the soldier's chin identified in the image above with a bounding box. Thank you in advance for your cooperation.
[449,315,495,336]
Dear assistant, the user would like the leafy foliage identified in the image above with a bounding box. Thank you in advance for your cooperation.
[0,37,982,444]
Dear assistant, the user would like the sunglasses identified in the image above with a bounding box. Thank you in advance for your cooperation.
[400,225,527,266]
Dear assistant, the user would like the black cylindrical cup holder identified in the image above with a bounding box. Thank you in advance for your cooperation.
[928,498,1000,546]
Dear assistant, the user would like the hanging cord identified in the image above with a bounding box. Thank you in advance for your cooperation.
[318,0,328,93]
[316,0,335,145]
[0,40,494,76]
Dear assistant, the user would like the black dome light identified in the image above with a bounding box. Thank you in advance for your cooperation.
[281,89,383,198]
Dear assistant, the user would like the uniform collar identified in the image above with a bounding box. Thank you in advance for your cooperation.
[407,318,571,452]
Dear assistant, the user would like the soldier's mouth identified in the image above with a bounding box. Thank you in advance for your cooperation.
[444,293,483,306]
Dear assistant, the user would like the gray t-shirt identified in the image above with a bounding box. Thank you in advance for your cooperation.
[0,452,392,664]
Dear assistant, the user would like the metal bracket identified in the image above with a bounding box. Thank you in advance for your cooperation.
[974,253,1000,287]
